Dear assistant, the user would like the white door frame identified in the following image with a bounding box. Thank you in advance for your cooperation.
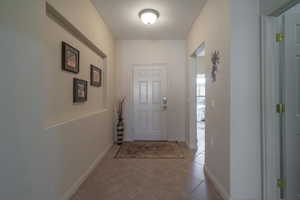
[130,63,168,141]
[261,15,282,200]
[188,43,206,149]
[261,1,300,199]
[187,55,198,149]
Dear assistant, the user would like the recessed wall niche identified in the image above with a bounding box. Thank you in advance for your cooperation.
[45,2,108,127]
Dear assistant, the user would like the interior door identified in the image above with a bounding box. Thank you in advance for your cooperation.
[133,66,167,141]
[283,13,300,200]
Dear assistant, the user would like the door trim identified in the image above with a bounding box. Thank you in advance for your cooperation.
[269,0,300,16]
[187,56,197,149]
[130,63,168,141]
[188,43,206,149]
[261,15,282,200]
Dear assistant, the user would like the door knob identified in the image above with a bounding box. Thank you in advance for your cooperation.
[162,97,167,110]
[162,97,167,104]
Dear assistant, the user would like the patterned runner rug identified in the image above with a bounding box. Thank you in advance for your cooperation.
[115,141,184,159]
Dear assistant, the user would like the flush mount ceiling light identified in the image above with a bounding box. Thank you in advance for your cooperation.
[138,9,160,25]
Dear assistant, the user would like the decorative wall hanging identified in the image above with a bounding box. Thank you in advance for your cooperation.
[62,41,80,73]
[73,78,87,103]
[211,51,220,82]
[90,65,102,87]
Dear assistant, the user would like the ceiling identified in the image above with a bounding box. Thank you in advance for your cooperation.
[91,0,206,40]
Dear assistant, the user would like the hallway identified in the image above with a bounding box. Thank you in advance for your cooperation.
[71,144,221,200]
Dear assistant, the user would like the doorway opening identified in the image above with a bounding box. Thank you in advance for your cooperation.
[196,74,206,158]
[188,42,206,155]
[262,2,300,200]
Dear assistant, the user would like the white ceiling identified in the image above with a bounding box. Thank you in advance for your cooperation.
[91,0,206,40]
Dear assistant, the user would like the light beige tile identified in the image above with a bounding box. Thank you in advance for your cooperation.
[71,144,223,200]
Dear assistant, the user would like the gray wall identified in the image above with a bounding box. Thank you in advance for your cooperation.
[230,0,261,200]
[0,1,45,199]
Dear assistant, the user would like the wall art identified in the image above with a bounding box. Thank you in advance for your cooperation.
[90,65,102,87]
[62,41,80,73]
[211,51,220,82]
[73,78,87,103]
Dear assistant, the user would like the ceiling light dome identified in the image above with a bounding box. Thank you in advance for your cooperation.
[139,9,160,25]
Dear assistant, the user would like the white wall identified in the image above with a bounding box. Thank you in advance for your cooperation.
[187,0,261,200]
[116,40,186,141]
[229,0,261,200]
[187,0,231,198]
[44,13,107,126]
[0,0,115,199]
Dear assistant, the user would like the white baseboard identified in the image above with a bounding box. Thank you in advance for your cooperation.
[204,165,230,200]
[61,144,112,200]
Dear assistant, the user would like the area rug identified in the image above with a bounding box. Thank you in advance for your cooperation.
[115,142,184,159]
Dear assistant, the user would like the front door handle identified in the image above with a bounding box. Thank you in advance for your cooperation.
[162,97,167,110]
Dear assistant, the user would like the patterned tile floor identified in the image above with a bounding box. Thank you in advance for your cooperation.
[71,140,222,200]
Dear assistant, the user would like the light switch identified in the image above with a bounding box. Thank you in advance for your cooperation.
[210,137,214,147]
[211,100,215,108]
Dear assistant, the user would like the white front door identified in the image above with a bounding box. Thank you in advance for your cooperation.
[283,13,300,200]
[133,66,167,141]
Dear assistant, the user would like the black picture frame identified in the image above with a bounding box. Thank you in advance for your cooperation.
[90,65,102,87]
[73,78,87,103]
[62,41,80,73]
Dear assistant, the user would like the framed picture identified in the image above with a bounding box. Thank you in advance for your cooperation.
[73,78,87,103]
[90,65,102,87]
[62,41,80,73]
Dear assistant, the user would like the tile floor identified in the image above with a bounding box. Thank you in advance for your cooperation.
[71,139,222,200]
